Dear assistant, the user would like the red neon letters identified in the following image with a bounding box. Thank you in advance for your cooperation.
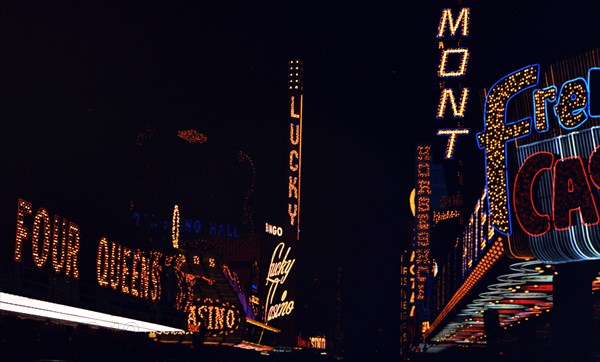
[513,146,600,236]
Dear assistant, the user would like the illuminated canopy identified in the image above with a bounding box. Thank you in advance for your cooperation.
[0,292,185,333]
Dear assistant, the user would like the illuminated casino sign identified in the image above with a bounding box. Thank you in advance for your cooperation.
[187,297,241,337]
[259,60,302,343]
[435,6,471,159]
[131,211,242,240]
[7,197,245,339]
[265,222,283,237]
[287,60,303,241]
[14,198,81,280]
[96,236,162,302]
[461,188,495,277]
[477,61,600,263]
[265,241,295,322]
[414,144,432,301]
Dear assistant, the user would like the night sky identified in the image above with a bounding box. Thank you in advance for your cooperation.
[1,1,600,359]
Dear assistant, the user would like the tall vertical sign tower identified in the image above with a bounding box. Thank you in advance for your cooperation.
[413,143,432,333]
[263,60,303,347]
[435,5,471,160]
[287,60,303,241]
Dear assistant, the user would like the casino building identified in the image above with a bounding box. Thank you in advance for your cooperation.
[403,32,600,360]
[0,60,334,360]
[0,124,277,360]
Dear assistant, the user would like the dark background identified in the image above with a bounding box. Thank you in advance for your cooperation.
[1,1,600,360]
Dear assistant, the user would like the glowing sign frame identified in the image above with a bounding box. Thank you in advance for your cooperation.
[477,61,600,263]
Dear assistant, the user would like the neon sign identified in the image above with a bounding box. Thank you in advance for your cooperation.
[132,211,241,239]
[414,144,432,300]
[265,242,295,322]
[187,297,241,337]
[265,222,283,237]
[287,60,303,240]
[14,198,80,279]
[10,197,244,337]
[435,7,471,159]
[96,237,162,302]
[477,63,600,263]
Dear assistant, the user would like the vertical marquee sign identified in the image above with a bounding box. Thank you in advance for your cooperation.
[262,60,303,344]
[414,144,432,308]
[400,250,415,355]
[287,60,303,241]
[435,4,471,159]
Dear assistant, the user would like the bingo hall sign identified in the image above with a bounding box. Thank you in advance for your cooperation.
[477,59,600,264]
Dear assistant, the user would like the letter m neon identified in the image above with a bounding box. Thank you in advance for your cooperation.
[437,8,470,38]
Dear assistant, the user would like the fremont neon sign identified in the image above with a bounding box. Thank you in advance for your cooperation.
[477,64,600,263]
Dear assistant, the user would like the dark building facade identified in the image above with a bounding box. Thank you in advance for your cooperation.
[415,46,600,361]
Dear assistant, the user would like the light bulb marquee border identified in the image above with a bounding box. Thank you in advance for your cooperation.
[477,61,600,264]
[435,6,472,160]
